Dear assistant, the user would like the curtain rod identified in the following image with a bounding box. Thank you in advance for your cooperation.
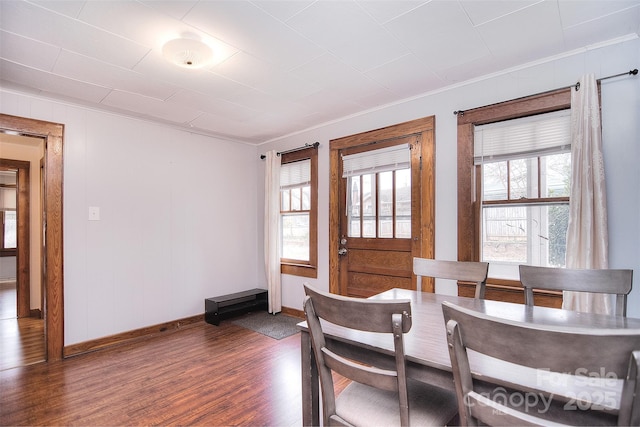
[260,141,319,159]
[574,68,638,92]
[454,68,638,116]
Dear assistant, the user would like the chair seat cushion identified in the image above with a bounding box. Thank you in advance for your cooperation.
[336,378,458,426]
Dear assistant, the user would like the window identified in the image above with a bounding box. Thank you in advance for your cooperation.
[475,111,571,279]
[342,144,411,239]
[1,185,17,256]
[457,87,573,285]
[2,211,17,248]
[280,147,317,278]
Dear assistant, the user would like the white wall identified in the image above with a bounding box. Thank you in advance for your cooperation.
[260,37,640,318]
[0,257,15,281]
[1,92,260,345]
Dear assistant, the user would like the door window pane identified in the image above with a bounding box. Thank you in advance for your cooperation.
[347,168,411,239]
[378,171,392,238]
[395,168,411,238]
[362,174,376,238]
[348,176,361,237]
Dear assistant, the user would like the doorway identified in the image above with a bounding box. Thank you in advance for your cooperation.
[0,153,44,370]
[329,116,436,297]
[0,113,64,363]
[0,159,31,317]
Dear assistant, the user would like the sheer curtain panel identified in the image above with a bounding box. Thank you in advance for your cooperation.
[264,150,282,313]
[564,74,612,314]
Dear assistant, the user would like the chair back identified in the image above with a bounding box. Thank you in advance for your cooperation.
[519,265,633,316]
[303,284,413,426]
[413,257,489,298]
[442,301,640,426]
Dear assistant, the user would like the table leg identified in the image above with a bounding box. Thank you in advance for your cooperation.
[301,330,319,426]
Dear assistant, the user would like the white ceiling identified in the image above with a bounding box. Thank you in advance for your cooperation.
[1,0,639,145]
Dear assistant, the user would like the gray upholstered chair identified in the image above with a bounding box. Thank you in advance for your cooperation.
[303,284,458,426]
[442,301,640,426]
[413,257,489,298]
[519,265,633,316]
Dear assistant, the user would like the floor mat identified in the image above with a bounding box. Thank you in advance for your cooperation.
[230,311,301,340]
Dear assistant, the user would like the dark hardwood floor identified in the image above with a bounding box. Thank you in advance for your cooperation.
[0,281,46,371]
[0,281,17,318]
[0,317,348,426]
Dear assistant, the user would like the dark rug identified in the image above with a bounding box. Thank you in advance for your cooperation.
[230,311,301,340]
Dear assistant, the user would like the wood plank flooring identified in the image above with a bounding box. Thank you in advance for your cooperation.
[0,281,17,319]
[0,318,348,426]
[0,316,45,370]
[0,281,46,371]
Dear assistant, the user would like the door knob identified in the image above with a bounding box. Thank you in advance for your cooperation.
[338,248,348,256]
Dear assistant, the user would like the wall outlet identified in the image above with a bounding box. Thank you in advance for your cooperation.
[88,206,100,221]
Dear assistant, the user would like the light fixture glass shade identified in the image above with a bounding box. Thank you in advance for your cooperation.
[162,37,214,69]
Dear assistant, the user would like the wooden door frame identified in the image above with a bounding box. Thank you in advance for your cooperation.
[329,116,436,294]
[0,113,64,362]
[0,159,30,317]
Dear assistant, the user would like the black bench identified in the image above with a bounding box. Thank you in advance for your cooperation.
[205,288,268,326]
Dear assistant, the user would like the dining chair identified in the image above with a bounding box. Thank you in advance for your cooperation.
[303,284,459,426]
[519,265,633,316]
[413,257,489,298]
[442,301,640,426]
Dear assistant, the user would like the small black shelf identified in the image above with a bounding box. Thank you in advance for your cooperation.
[205,288,268,326]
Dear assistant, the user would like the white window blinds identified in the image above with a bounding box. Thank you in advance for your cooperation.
[474,109,571,164]
[342,144,410,178]
[280,159,310,189]
[0,187,16,211]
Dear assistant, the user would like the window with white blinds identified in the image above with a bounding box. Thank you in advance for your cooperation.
[342,144,410,178]
[475,109,572,278]
[278,147,318,278]
[280,156,312,264]
[474,109,571,164]
[280,159,310,190]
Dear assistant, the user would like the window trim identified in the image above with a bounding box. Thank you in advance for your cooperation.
[280,147,317,278]
[457,88,572,287]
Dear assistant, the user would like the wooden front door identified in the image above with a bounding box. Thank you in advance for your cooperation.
[329,117,436,297]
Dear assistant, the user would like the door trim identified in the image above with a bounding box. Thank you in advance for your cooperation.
[0,113,64,362]
[329,116,436,294]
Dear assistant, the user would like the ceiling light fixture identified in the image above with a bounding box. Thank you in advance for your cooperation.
[162,35,214,69]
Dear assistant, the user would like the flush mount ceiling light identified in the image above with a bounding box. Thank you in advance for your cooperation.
[162,36,214,69]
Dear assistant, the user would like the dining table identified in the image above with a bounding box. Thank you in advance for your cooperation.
[298,288,640,426]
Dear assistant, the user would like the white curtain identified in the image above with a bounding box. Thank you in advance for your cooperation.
[264,150,282,314]
[563,74,612,314]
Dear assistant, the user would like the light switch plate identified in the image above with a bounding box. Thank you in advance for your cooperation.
[88,206,100,221]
